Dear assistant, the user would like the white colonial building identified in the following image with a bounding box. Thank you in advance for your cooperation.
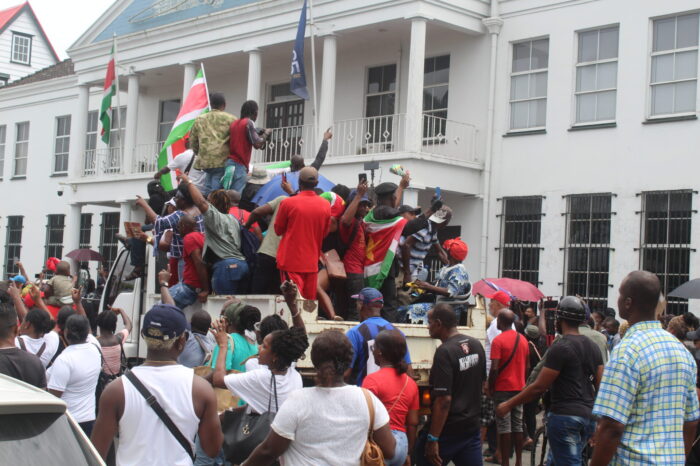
[0,0,698,314]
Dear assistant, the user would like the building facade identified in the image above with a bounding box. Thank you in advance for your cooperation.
[0,0,698,314]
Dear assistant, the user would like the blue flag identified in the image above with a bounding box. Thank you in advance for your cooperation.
[290,0,309,100]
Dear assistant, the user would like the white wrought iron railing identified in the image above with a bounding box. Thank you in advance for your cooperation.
[421,114,480,163]
[330,114,407,157]
[82,147,122,176]
[252,124,316,165]
[133,142,162,174]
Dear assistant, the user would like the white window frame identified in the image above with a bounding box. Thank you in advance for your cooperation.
[363,63,399,146]
[13,122,29,178]
[508,37,549,132]
[53,115,71,175]
[572,25,620,126]
[647,12,700,119]
[0,125,6,180]
[423,55,450,141]
[11,32,32,65]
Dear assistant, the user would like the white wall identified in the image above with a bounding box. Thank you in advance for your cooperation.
[0,9,57,83]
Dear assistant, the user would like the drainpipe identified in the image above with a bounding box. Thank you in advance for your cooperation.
[479,1,504,279]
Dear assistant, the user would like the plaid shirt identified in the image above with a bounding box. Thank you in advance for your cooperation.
[154,211,204,259]
[593,320,700,465]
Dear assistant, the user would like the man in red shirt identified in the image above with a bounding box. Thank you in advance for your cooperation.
[274,167,331,300]
[226,190,263,241]
[489,309,529,466]
[228,100,271,192]
[168,215,209,310]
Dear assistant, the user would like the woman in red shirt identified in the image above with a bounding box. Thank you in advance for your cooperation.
[362,329,419,466]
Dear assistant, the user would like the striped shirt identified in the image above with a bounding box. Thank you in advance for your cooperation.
[593,320,699,465]
[154,210,205,259]
[408,221,438,272]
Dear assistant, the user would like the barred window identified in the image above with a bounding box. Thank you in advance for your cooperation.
[79,213,93,270]
[563,194,613,310]
[4,216,23,278]
[44,215,65,274]
[640,190,693,315]
[499,197,543,285]
[100,212,120,270]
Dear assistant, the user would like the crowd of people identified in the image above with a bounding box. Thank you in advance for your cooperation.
[1,90,700,466]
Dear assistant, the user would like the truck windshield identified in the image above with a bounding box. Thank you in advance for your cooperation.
[0,412,101,465]
[103,248,136,309]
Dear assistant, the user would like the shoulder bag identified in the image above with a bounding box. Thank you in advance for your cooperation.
[361,388,384,466]
[125,370,195,461]
[498,332,522,373]
[17,336,46,358]
[387,375,409,414]
[222,372,279,464]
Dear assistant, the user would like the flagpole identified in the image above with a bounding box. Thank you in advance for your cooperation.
[113,34,124,172]
[308,0,319,145]
[200,63,211,110]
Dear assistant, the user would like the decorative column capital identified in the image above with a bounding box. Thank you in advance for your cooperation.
[482,17,504,35]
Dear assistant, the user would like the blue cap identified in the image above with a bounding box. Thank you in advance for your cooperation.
[348,189,371,205]
[141,304,190,341]
[10,275,26,284]
[352,287,384,305]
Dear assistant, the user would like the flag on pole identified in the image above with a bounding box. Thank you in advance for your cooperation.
[363,211,408,289]
[99,44,117,144]
[290,0,309,100]
[157,68,210,191]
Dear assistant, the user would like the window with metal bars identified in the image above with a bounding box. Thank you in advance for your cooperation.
[99,212,120,270]
[639,190,693,315]
[78,213,93,270]
[4,216,23,278]
[499,197,543,285]
[562,194,613,310]
[44,215,65,266]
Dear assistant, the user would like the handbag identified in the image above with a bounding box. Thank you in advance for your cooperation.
[193,334,239,413]
[360,388,384,466]
[222,372,279,463]
[321,249,347,279]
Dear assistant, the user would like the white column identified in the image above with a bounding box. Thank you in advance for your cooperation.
[246,49,262,103]
[118,200,132,235]
[318,34,337,139]
[402,188,419,208]
[405,17,427,153]
[65,203,83,273]
[68,84,90,178]
[182,62,197,101]
[123,73,141,174]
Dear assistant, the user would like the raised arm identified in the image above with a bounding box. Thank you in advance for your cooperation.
[211,318,229,389]
[7,285,27,322]
[29,285,51,315]
[112,307,133,335]
[15,261,29,281]
[310,130,332,171]
[135,195,158,224]
[394,172,411,208]
[245,203,274,230]
[158,270,175,306]
[179,173,209,213]
[340,180,368,227]
[281,280,305,334]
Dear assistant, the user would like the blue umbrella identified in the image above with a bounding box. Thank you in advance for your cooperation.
[252,171,336,205]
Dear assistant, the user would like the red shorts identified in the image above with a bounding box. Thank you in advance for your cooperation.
[168,257,179,287]
[280,270,318,300]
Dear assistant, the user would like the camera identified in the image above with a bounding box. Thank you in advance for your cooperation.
[57,188,64,197]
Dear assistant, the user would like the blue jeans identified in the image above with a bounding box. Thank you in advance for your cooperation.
[212,258,249,295]
[546,413,596,466]
[223,160,248,193]
[194,435,228,466]
[178,257,185,284]
[386,430,408,466]
[415,428,482,466]
[203,166,226,196]
[169,282,198,310]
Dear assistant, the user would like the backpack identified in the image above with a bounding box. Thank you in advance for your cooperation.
[232,212,260,290]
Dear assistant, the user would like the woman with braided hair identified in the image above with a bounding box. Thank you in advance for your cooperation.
[243,330,396,465]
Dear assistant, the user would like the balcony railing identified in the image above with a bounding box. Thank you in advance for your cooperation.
[133,142,161,174]
[82,147,122,176]
[421,114,479,163]
[330,114,408,157]
[252,124,316,165]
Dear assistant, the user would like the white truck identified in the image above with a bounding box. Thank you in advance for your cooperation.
[100,246,486,400]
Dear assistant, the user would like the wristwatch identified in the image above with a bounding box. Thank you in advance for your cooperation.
[427,434,440,442]
[159,281,169,288]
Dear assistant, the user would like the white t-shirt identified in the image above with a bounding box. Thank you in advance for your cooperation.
[15,331,59,368]
[272,385,390,466]
[224,365,302,414]
[485,318,515,373]
[168,149,206,190]
[47,342,102,422]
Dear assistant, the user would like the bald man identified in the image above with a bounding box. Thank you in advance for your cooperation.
[489,310,529,466]
[591,271,700,466]
[274,167,331,300]
[44,261,74,307]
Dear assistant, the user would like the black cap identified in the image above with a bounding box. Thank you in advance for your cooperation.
[374,182,398,196]
[398,205,421,215]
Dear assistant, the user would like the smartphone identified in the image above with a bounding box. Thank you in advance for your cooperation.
[435,186,442,200]
[358,173,367,184]
[282,172,287,183]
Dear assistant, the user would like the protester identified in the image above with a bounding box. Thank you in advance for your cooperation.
[0,301,46,389]
[496,296,603,465]
[346,288,412,386]
[242,330,395,465]
[181,173,249,294]
[226,100,271,192]
[401,206,452,283]
[178,310,215,368]
[401,237,471,323]
[523,306,537,326]
[169,214,209,309]
[96,307,132,376]
[240,166,270,211]
[576,307,609,365]
[47,314,102,435]
[43,260,73,307]
[415,303,486,465]
[16,307,59,368]
[398,204,421,222]
[591,309,606,332]
[288,128,333,172]
[190,92,237,195]
[363,329,420,466]
[227,190,263,241]
[209,302,260,372]
[489,310,529,466]
[591,271,700,466]
[602,316,621,351]
[486,291,513,373]
[91,303,223,465]
[247,195,286,294]
[274,166,331,300]
[153,138,207,192]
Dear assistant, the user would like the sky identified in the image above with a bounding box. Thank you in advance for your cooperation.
[23,0,115,58]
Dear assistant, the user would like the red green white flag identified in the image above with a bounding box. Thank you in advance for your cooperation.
[363,211,407,289]
[99,45,116,144]
[157,68,210,191]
